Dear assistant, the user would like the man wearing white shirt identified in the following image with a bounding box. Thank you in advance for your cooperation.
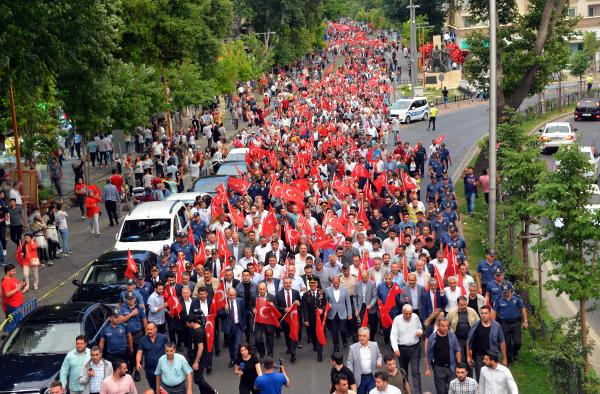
[458,262,475,289]
[381,230,400,256]
[370,240,385,260]
[294,244,314,273]
[347,327,382,394]
[367,258,387,287]
[265,255,285,279]
[254,236,272,264]
[389,304,423,394]
[284,264,304,292]
[353,233,373,256]
[411,258,432,288]
[430,249,448,279]
[369,371,401,394]
[238,248,256,269]
[479,350,518,394]
[444,276,463,312]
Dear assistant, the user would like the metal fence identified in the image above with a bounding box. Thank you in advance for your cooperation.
[0,298,37,337]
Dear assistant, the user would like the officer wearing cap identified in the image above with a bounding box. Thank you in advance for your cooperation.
[491,281,528,362]
[157,247,174,282]
[190,211,206,243]
[302,277,327,361]
[486,267,505,305]
[476,249,503,296]
[99,308,133,367]
[171,231,197,263]
[119,292,147,381]
[442,202,458,225]
[119,278,145,306]
[136,272,154,304]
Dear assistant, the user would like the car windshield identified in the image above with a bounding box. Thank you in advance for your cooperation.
[2,323,80,354]
[391,100,411,110]
[216,162,247,176]
[82,262,142,284]
[119,219,170,242]
[193,178,228,193]
[225,153,247,162]
[544,125,571,134]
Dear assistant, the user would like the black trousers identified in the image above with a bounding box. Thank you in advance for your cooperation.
[500,319,522,361]
[130,330,144,374]
[165,315,177,343]
[90,152,97,166]
[105,200,119,225]
[254,323,275,358]
[428,116,436,131]
[10,225,22,246]
[193,363,215,394]
[145,367,157,392]
[433,365,452,394]
[327,315,347,351]
[398,343,421,394]
[473,353,485,381]
[0,224,6,251]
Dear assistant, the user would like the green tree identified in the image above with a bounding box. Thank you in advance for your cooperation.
[380,0,445,32]
[571,50,591,96]
[582,31,599,75]
[462,0,576,118]
[534,144,600,373]
[213,38,266,94]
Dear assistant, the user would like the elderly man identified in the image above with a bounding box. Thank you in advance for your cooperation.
[79,346,113,394]
[402,273,425,319]
[219,287,246,368]
[276,277,302,362]
[347,327,383,394]
[390,304,423,394]
[326,276,353,353]
[354,271,378,341]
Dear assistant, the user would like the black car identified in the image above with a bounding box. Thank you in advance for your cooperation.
[574,99,600,121]
[71,250,158,304]
[0,303,111,394]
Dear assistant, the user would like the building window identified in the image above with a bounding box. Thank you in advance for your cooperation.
[589,6,594,17]
[568,8,576,17]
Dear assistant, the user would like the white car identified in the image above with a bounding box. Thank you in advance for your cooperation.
[224,148,248,162]
[554,184,600,228]
[554,146,599,179]
[114,201,188,254]
[539,122,577,152]
[389,97,429,124]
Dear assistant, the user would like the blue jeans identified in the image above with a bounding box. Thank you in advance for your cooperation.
[59,228,69,252]
[5,304,18,317]
[465,192,476,214]
[357,374,375,394]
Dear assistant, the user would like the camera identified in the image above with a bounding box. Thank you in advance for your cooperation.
[278,358,284,372]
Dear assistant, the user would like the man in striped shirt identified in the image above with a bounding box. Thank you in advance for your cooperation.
[449,362,479,394]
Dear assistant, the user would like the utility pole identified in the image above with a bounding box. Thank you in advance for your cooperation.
[254,31,276,66]
[8,82,22,182]
[407,0,420,97]
[488,0,497,247]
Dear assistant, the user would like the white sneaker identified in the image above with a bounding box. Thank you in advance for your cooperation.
[3,250,6,256]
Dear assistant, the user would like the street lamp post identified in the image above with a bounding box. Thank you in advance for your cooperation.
[488,0,497,247]
[407,0,420,97]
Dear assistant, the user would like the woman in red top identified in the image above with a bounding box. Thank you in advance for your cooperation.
[2,264,26,316]
[74,178,88,220]
[18,233,40,290]
[85,189,102,236]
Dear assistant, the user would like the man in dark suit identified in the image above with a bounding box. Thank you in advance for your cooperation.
[300,264,321,290]
[218,287,245,368]
[176,287,200,350]
[195,285,219,370]
[353,271,379,341]
[302,278,327,361]
[276,277,301,362]
[227,234,245,263]
[265,240,287,265]
[222,267,240,292]
[235,269,258,342]
[203,251,222,279]
[261,268,281,297]
[420,277,448,321]
[402,273,426,320]
[252,282,278,359]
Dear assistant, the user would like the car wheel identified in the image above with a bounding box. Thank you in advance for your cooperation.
[423,112,429,121]
[405,116,411,124]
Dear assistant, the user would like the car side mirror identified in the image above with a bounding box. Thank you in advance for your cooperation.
[538,129,543,133]
[72,279,81,287]
[574,128,579,132]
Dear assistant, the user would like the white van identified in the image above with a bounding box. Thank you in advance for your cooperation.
[114,201,188,254]
[389,97,429,123]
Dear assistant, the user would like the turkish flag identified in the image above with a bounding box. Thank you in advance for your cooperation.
[363,181,374,201]
[384,283,403,312]
[401,172,417,190]
[361,308,370,328]
[458,273,467,296]
[378,300,393,328]
[434,265,445,291]
[357,203,370,230]
[373,172,387,194]
[284,223,301,246]
[282,303,300,342]
[228,202,245,229]
[210,282,227,314]
[324,215,346,234]
[316,303,331,346]
[125,249,138,280]
[164,285,181,317]
[261,208,278,237]
[205,314,216,352]
[434,134,446,145]
[187,225,195,246]
[351,163,370,179]
[297,213,313,235]
[402,256,409,285]
[290,178,309,192]
[445,248,457,280]
[282,184,305,204]
[217,230,228,258]
[175,255,185,284]
[194,239,206,267]
[255,297,282,327]
[228,177,250,195]
[269,179,284,198]
[332,177,350,195]
[211,201,224,218]
[215,183,226,195]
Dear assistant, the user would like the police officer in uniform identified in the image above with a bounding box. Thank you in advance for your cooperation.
[119,291,147,381]
[171,232,197,263]
[491,281,528,362]
[120,278,145,307]
[476,249,502,297]
[187,314,217,394]
[302,278,327,362]
[136,273,154,305]
[485,267,505,306]
[99,309,133,367]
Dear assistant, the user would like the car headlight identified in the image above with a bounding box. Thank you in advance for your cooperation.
[565,135,575,141]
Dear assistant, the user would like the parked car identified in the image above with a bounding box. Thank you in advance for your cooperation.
[224,148,248,162]
[388,97,429,123]
[71,250,158,304]
[166,192,212,207]
[114,201,187,254]
[187,175,230,193]
[574,99,600,121]
[554,184,600,228]
[555,145,600,179]
[0,303,111,394]
[539,122,577,153]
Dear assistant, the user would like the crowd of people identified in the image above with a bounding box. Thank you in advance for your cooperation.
[2,21,523,394]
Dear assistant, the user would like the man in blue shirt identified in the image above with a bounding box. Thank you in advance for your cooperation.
[492,281,528,363]
[171,232,196,263]
[136,322,169,392]
[476,249,502,296]
[135,273,154,304]
[485,267,506,305]
[463,167,479,216]
[119,292,147,381]
[99,309,133,368]
[120,279,145,307]
[254,357,290,394]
